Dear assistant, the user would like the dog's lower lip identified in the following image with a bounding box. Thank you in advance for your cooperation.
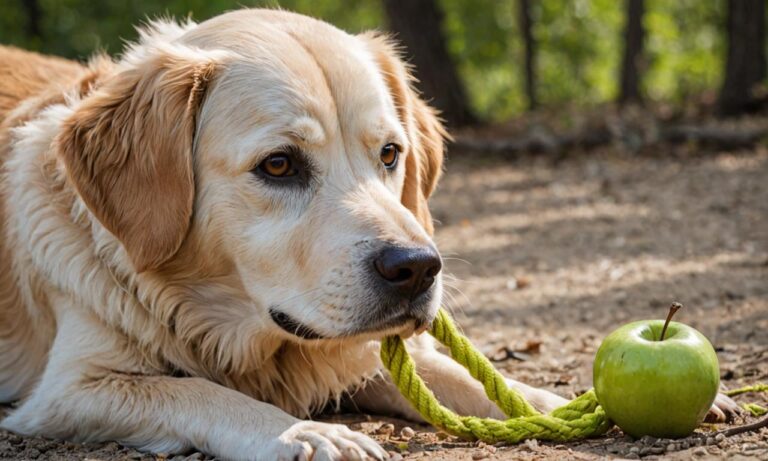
[269,309,325,340]
[357,312,430,336]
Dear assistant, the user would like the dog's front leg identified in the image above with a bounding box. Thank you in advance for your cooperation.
[1,308,386,461]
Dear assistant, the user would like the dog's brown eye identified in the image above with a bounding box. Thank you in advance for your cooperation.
[380,143,400,170]
[259,153,295,177]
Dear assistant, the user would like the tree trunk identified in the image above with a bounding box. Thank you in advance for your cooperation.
[718,0,767,116]
[518,0,537,111]
[382,0,476,127]
[619,0,645,105]
[22,0,42,40]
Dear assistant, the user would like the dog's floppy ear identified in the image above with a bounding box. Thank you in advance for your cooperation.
[57,44,224,272]
[362,33,447,236]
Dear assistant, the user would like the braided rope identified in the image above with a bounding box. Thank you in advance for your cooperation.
[725,384,768,416]
[380,309,611,443]
[725,383,768,397]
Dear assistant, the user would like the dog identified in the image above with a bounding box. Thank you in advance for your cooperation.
[0,9,737,461]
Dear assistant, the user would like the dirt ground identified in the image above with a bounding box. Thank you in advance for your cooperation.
[1,146,767,460]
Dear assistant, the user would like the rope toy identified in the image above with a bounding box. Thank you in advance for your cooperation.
[380,308,611,443]
[725,384,768,417]
[381,308,768,442]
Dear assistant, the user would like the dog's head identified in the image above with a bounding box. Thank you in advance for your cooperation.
[56,10,446,342]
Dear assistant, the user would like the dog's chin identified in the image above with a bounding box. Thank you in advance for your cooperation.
[268,308,434,342]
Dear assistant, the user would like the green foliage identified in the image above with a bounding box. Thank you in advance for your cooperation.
[535,0,622,107]
[0,0,731,121]
[438,0,726,121]
[645,0,725,102]
[0,0,382,59]
[441,0,526,119]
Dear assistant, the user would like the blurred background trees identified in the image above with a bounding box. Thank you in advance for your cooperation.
[618,0,645,105]
[1,0,766,127]
[718,0,766,116]
[382,0,476,126]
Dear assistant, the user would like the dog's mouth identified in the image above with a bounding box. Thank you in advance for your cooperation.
[269,310,326,340]
[269,308,429,341]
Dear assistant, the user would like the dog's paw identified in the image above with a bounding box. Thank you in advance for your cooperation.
[504,378,569,414]
[527,388,570,414]
[264,421,388,461]
[704,393,742,423]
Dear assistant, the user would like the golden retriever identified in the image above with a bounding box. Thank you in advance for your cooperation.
[0,9,736,461]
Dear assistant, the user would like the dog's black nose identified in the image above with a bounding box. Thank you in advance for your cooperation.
[373,245,442,300]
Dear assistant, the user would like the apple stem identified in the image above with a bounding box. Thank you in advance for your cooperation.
[659,302,682,341]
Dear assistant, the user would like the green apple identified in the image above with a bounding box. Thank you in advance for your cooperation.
[593,304,720,438]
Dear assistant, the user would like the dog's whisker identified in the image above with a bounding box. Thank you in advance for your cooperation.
[441,273,468,284]
[441,256,472,266]
[440,277,472,315]
[270,287,324,309]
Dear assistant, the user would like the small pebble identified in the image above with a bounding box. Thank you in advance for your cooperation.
[666,443,676,452]
[388,453,403,461]
[629,446,640,454]
[400,427,415,439]
[640,435,658,445]
[639,446,652,456]
[471,450,489,460]
[650,446,664,455]
[706,437,715,445]
[714,433,726,443]
[523,439,539,451]
[376,423,395,436]
[680,441,690,449]
[625,453,640,460]
[693,447,709,457]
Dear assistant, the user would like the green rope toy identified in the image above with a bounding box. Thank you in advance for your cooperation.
[725,384,768,417]
[381,308,768,443]
[380,308,611,443]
